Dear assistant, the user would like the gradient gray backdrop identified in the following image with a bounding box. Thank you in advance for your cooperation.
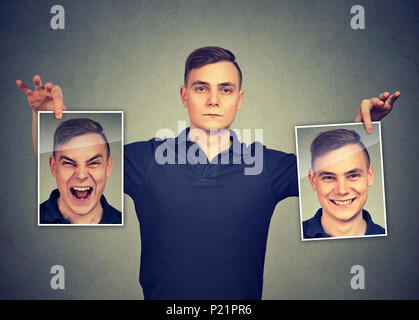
[1,0,418,299]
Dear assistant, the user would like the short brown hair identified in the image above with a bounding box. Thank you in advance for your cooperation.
[310,129,370,169]
[53,118,110,159]
[184,46,242,88]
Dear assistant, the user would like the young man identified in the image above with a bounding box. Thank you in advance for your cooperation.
[303,129,385,239]
[40,118,121,225]
[17,47,399,299]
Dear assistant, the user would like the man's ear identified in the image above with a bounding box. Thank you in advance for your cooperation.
[367,163,374,187]
[236,89,244,111]
[180,85,188,108]
[106,155,113,178]
[309,168,318,191]
[49,155,57,177]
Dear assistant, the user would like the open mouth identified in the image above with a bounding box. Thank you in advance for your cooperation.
[330,197,357,206]
[70,186,93,201]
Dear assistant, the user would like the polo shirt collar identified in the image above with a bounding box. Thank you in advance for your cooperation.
[305,208,379,238]
[174,127,244,162]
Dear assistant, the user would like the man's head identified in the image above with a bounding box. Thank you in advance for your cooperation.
[49,118,113,217]
[308,129,374,222]
[180,46,244,132]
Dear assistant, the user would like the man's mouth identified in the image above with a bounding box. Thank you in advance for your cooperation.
[70,186,93,200]
[330,197,357,206]
[203,113,222,117]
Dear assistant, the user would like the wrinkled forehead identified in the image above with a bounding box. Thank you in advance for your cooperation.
[313,144,369,173]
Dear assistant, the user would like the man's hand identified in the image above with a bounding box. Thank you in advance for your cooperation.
[355,91,400,133]
[16,75,66,119]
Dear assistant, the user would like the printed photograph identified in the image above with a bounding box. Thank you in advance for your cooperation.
[38,112,123,226]
[295,122,387,240]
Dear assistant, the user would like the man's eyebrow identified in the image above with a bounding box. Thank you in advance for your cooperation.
[218,82,236,88]
[345,168,364,175]
[191,80,210,87]
[190,80,237,88]
[87,154,104,162]
[317,171,336,177]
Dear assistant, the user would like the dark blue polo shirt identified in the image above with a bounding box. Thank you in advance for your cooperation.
[303,208,385,239]
[124,128,298,299]
[39,189,122,224]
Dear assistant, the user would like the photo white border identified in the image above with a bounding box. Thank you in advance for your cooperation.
[37,111,124,227]
[295,121,387,241]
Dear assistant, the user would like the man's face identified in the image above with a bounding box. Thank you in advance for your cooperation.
[309,143,374,222]
[49,133,113,217]
[180,61,244,132]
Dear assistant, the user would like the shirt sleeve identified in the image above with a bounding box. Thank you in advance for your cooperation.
[264,147,299,204]
[124,140,154,200]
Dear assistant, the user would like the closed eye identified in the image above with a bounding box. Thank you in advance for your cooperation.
[62,161,76,167]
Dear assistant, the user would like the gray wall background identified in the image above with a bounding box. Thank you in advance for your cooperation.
[0,0,418,299]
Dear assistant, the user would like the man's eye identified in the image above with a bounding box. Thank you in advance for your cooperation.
[62,162,76,167]
[348,173,361,179]
[221,88,232,94]
[321,176,334,181]
[89,161,101,167]
[195,86,207,92]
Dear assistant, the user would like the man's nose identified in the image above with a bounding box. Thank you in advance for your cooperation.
[74,166,89,180]
[335,178,349,195]
[207,90,219,107]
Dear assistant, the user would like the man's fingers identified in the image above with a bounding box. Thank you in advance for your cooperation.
[378,92,390,101]
[359,99,373,133]
[369,97,384,108]
[16,80,33,97]
[52,85,64,119]
[385,91,400,108]
[33,75,44,91]
[45,82,54,97]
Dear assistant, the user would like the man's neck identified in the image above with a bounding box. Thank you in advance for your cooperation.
[321,209,367,237]
[188,126,232,162]
[57,197,103,224]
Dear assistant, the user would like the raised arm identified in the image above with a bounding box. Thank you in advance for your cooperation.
[16,75,66,158]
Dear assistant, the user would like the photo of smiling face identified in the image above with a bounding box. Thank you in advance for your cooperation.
[49,133,113,218]
[309,143,374,223]
[180,61,244,132]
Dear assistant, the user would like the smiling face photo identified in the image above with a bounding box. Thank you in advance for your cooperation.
[38,112,123,225]
[309,140,374,224]
[295,123,387,240]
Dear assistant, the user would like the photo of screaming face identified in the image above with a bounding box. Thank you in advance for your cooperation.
[38,113,123,225]
[50,132,113,219]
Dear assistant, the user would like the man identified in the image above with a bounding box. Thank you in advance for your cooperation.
[40,117,122,225]
[303,129,385,239]
[17,46,399,299]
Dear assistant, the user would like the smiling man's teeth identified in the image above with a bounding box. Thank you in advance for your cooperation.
[332,199,354,205]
